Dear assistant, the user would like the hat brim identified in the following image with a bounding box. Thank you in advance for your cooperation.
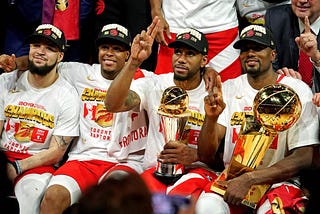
[95,37,131,50]
[233,38,275,50]
[25,34,65,52]
[168,40,207,55]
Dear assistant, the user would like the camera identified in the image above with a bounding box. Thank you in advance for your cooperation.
[152,193,190,214]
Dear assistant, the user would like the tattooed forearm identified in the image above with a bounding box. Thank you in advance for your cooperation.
[54,136,73,149]
[125,91,141,110]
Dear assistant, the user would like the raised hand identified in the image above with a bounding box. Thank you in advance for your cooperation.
[154,14,171,46]
[130,16,160,67]
[295,16,319,59]
[0,54,16,72]
[203,75,225,120]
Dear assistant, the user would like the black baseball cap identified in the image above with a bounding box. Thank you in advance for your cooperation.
[234,25,275,50]
[168,28,208,55]
[96,24,131,50]
[26,24,66,52]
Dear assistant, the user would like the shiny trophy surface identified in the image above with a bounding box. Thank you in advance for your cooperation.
[211,84,302,209]
[154,86,191,185]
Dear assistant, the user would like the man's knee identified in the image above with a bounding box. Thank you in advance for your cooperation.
[41,185,70,211]
[196,192,230,214]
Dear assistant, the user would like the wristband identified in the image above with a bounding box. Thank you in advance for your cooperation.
[12,160,23,175]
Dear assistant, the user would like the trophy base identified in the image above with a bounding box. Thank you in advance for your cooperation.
[153,171,183,185]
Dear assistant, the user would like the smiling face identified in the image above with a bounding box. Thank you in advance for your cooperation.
[172,46,207,81]
[28,38,63,76]
[291,0,320,23]
[98,42,130,80]
[239,42,276,78]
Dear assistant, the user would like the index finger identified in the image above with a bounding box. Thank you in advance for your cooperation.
[213,75,223,97]
[147,16,161,39]
[304,16,311,33]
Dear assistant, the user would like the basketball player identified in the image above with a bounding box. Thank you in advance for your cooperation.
[0,21,157,214]
[39,22,156,214]
[104,27,219,199]
[196,25,320,213]
[0,24,80,214]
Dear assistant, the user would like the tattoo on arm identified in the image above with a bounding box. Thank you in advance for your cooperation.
[54,136,72,149]
[124,91,141,110]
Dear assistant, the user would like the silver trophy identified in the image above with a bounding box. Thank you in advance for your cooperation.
[154,86,191,184]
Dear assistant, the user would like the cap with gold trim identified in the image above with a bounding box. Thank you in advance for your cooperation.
[26,24,66,52]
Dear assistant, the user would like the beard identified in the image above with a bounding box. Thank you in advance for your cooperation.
[243,61,261,77]
[29,59,57,76]
[174,69,199,81]
[174,73,188,81]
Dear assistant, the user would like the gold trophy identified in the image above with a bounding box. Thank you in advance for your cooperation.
[211,84,302,209]
[154,86,191,185]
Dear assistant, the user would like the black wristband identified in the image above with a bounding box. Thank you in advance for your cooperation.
[11,160,23,175]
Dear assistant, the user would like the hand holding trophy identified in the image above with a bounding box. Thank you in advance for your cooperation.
[154,86,191,185]
[211,83,302,209]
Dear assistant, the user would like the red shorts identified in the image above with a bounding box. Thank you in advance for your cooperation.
[202,181,307,214]
[141,167,218,199]
[53,160,136,191]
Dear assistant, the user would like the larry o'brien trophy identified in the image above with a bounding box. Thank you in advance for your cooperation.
[211,84,302,209]
[154,86,191,185]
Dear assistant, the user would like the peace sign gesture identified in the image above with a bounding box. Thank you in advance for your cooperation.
[130,16,160,67]
[203,75,225,120]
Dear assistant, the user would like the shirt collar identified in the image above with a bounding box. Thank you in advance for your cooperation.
[299,16,320,34]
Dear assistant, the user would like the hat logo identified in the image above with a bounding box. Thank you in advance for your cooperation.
[43,29,52,36]
[110,29,119,36]
[246,30,255,38]
[183,33,191,40]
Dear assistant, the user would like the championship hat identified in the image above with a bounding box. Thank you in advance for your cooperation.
[168,28,208,55]
[234,25,275,50]
[26,24,66,52]
[96,24,131,49]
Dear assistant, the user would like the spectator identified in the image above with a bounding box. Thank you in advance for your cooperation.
[236,0,290,31]
[50,0,97,63]
[150,0,242,82]
[2,0,42,58]
[104,21,219,199]
[2,0,96,65]
[0,24,80,214]
[265,0,320,91]
[196,25,319,213]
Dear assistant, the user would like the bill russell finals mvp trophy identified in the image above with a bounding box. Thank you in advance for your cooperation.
[154,86,191,185]
[211,84,302,209]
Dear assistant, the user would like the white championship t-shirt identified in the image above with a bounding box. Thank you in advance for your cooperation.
[219,74,319,168]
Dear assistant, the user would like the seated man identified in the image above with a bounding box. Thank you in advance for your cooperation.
[0,24,80,214]
[0,22,153,214]
[104,24,219,199]
[196,25,320,213]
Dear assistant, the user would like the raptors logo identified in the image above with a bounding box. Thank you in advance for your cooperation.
[56,0,68,11]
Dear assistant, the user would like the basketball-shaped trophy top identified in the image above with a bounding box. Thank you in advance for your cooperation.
[253,84,301,132]
[158,86,189,116]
